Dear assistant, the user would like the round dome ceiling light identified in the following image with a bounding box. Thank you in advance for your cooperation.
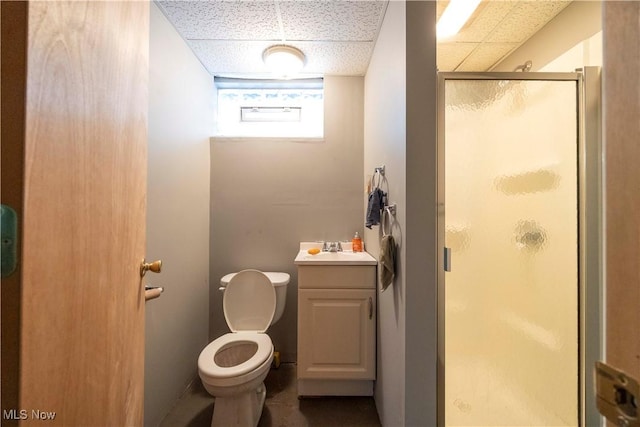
[262,45,306,79]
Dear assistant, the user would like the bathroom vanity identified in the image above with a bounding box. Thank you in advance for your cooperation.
[294,242,377,397]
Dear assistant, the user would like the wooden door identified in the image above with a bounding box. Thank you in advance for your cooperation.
[2,1,149,425]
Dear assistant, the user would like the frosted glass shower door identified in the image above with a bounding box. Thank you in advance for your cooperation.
[442,78,579,426]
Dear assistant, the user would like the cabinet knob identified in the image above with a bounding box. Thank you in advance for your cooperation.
[368,297,373,319]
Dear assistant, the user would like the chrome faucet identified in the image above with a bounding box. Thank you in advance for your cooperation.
[322,241,342,252]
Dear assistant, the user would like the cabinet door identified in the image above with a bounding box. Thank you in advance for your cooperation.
[298,288,375,380]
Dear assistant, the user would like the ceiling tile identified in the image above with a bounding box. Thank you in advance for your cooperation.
[485,1,571,43]
[158,1,281,40]
[451,1,516,43]
[437,0,449,21]
[189,40,372,76]
[156,0,577,77]
[296,41,374,75]
[456,42,519,71]
[437,43,479,71]
[189,41,271,75]
[277,1,386,42]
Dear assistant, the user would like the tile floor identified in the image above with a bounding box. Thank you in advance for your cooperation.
[160,363,381,427]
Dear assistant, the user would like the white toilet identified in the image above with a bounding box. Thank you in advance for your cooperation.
[198,269,290,427]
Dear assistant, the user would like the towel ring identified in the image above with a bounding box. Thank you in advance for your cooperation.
[381,209,389,236]
[372,165,385,189]
[371,170,382,189]
[381,205,395,237]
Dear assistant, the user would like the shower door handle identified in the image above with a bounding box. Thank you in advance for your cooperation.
[444,247,452,272]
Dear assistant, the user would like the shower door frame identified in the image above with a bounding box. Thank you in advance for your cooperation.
[436,68,602,427]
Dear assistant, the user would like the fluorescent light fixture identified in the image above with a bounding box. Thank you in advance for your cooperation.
[263,45,306,79]
[437,0,482,39]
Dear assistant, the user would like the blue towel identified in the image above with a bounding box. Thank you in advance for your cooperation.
[366,188,385,229]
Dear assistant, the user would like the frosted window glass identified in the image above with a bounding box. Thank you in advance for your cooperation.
[216,88,323,137]
[444,79,578,427]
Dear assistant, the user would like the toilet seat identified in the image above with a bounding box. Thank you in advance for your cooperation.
[199,332,273,379]
[199,270,276,381]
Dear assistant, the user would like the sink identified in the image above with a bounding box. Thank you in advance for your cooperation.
[294,242,377,266]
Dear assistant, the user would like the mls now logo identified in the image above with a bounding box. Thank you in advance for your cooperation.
[3,409,56,420]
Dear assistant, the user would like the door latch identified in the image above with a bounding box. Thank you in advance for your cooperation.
[595,361,639,427]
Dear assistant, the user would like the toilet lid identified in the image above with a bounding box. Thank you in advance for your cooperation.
[223,269,276,332]
[220,271,290,287]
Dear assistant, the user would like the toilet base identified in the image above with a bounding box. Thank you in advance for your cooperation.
[211,382,266,427]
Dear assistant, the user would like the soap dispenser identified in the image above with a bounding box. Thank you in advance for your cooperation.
[352,232,363,252]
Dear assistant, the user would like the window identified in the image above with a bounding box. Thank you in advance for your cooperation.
[215,77,324,138]
[240,107,301,122]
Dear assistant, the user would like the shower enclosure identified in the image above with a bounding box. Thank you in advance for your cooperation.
[437,70,601,426]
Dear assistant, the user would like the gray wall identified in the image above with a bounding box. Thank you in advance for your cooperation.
[405,2,437,425]
[145,3,213,426]
[209,76,364,362]
[363,1,406,425]
[363,1,438,425]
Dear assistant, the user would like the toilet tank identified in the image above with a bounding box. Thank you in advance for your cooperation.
[220,272,290,325]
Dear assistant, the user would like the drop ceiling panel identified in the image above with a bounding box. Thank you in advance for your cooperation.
[158,1,281,40]
[156,0,575,76]
[296,41,373,75]
[278,1,386,41]
[190,41,272,75]
[454,2,515,43]
[191,40,372,76]
[437,43,479,71]
[485,1,571,43]
[456,42,520,71]
[438,0,573,71]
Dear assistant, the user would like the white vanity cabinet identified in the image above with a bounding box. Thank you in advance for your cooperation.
[296,264,377,396]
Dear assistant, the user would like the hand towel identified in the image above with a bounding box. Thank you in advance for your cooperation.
[380,234,396,291]
[366,188,385,229]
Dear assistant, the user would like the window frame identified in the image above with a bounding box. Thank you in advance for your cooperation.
[214,77,324,139]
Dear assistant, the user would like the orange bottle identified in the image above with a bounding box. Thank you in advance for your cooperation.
[352,232,363,252]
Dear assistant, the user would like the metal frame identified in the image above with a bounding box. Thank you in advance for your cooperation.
[579,66,603,427]
[436,69,602,426]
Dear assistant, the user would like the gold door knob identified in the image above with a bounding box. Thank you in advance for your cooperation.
[140,259,162,277]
